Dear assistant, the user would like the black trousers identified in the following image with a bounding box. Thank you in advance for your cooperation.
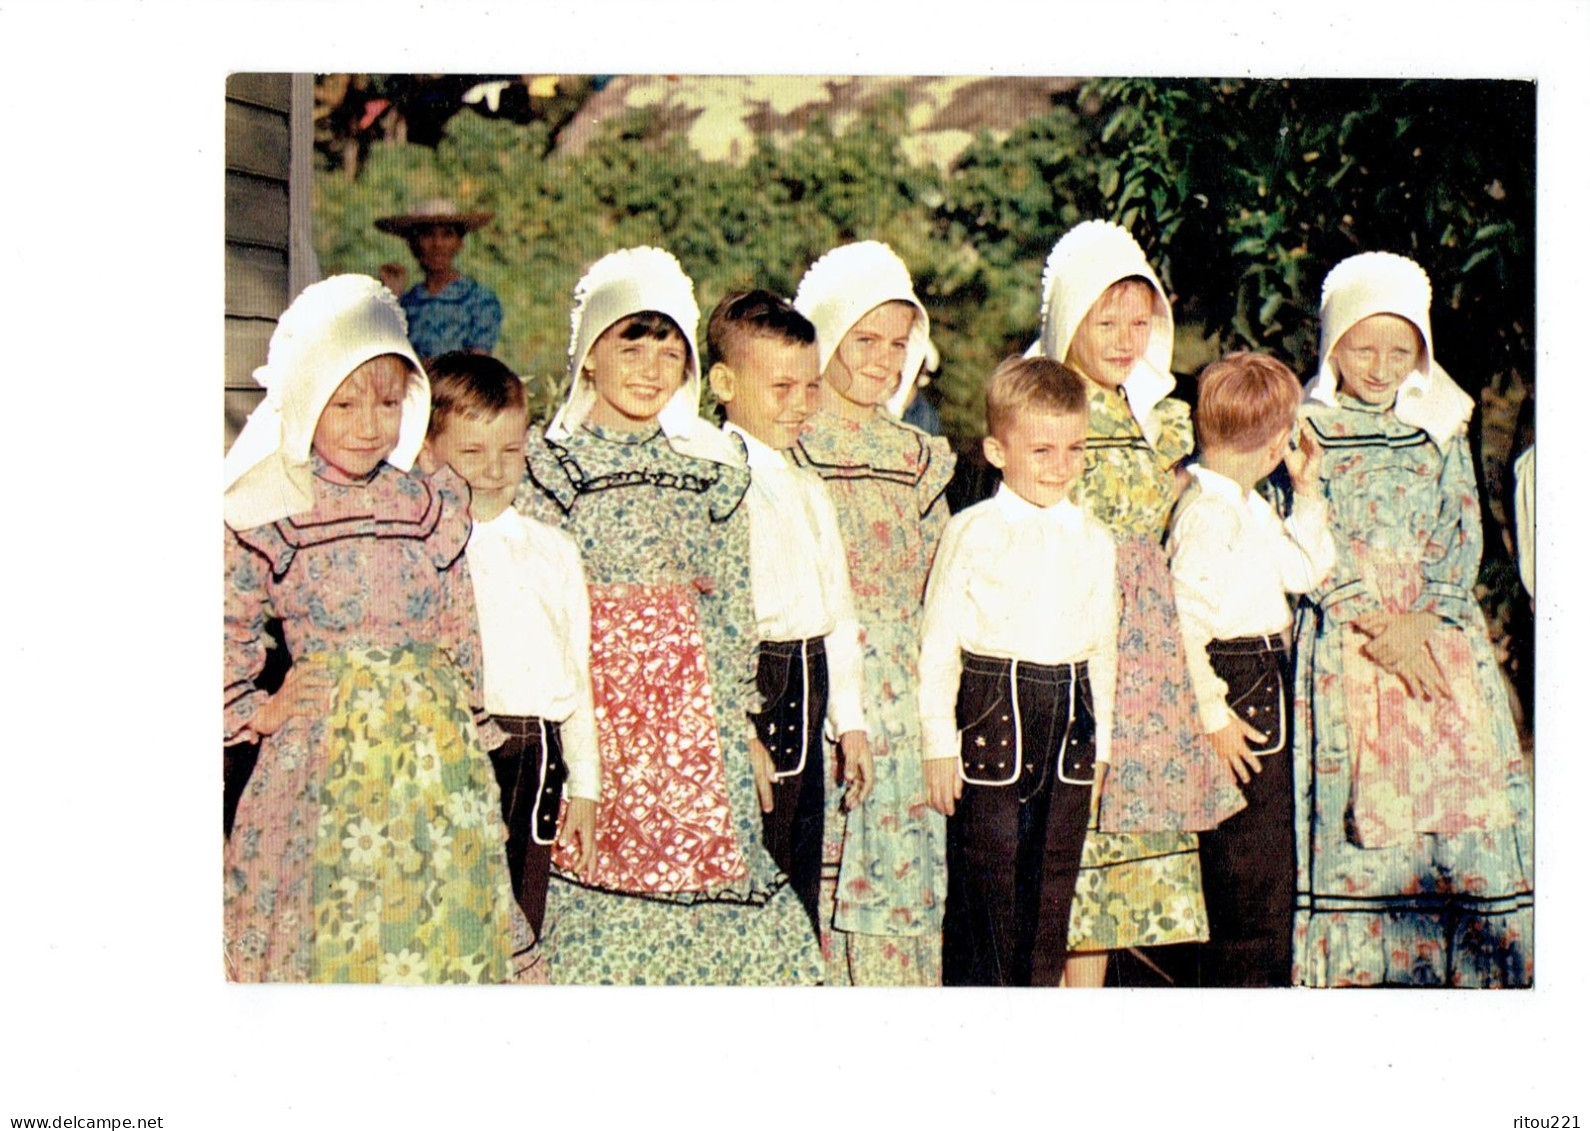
[751,637,828,937]
[1194,634,1296,987]
[487,714,568,938]
[943,653,1096,988]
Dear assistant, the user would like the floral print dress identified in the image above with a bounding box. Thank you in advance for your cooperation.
[792,411,955,986]
[1065,382,1214,952]
[223,460,518,983]
[1293,398,1532,986]
[516,424,823,985]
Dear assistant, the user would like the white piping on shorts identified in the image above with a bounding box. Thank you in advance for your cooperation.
[771,638,810,781]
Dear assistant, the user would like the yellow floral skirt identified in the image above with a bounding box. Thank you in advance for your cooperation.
[225,645,517,983]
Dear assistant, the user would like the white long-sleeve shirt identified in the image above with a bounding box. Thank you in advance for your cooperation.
[919,484,1118,765]
[465,508,600,800]
[725,423,868,737]
[1167,464,1337,733]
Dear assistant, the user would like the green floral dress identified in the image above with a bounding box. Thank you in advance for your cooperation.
[792,411,956,986]
[1066,383,1211,952]
[223,461,518,983]
[516,425,823,985]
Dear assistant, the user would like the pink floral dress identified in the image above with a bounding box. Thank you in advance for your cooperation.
[223,459,518,983]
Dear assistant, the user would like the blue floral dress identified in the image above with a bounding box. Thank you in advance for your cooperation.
[792,411,955,986]
[515,424,823,985]
[1293,397,1532,986]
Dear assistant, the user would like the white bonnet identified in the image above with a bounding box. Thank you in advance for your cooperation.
[1033,220,1177,441]
[549,246,739,464]
[1305,251,1473,448]
[793,241,930,417]
[223,274,428,531]
[551,247,698,436]
[1036,220,1174,374]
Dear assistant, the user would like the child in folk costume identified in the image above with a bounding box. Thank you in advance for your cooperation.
[1167,352,1336,987]
[704,290,875,936]
[1032,221,1243,987]
[223,276,519,983]
[514,248,822,985]
[790,241,957,986]
[1294,252,1532,986]
[920,358,1117,987]
[422,353,599,949]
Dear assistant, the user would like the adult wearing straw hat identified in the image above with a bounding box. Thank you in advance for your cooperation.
[375,197,503,361]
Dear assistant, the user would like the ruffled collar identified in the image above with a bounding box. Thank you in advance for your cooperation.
[580,421,665,446]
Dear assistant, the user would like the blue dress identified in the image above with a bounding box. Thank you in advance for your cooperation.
[399,276,502,359]
[1293,396,1533,986]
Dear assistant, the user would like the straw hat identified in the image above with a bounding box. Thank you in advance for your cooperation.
[375,197,495,237]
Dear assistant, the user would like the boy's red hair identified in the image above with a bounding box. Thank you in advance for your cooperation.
[1194,351,1302,453]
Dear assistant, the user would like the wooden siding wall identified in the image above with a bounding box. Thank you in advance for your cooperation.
[225,74,316,450]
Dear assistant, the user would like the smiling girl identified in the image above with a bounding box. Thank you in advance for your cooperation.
[223,275,517,982]
[791,241,957,985]
[514,247,822,985]
[1293,252,1532,986]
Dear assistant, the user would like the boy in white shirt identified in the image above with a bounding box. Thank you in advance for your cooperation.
[1167,350,1335,986]
[920,357,1116,987]
[423,353,599,944]
[705,290,874,934]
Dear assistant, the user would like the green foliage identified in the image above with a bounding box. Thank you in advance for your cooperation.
[311,77,1533,723]
[315,78,1534,443]
[1077,78,1534,401]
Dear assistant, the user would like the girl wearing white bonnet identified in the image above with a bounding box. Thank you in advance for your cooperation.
[1033,221,1245,988]
[789,240,957,986]
[223,275,521,982]
[1293,251,1532,986]
[515,247,822,985]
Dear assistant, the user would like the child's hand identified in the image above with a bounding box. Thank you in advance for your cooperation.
[837,730,874,810]
[1354,611,1452,700]
[557,798,598,878]
[1284,428,1324,498]
[750,734,776,814]
[923,757,962,816]
[1210,715,1267,785]
[249,662,337,738]
[378,263,408,295]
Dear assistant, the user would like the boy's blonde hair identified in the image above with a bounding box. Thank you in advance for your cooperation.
[984,356,1089,439]
[1194,351,1303,453]
[426,351,528,439]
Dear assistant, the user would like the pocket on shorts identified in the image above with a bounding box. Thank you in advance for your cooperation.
[957,665,1020,787]
[1226,662,1285,757]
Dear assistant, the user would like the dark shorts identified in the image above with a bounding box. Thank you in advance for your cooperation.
[943,653,1097,987]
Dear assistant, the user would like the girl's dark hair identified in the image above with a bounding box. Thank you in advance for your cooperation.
[612,311,685,342]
